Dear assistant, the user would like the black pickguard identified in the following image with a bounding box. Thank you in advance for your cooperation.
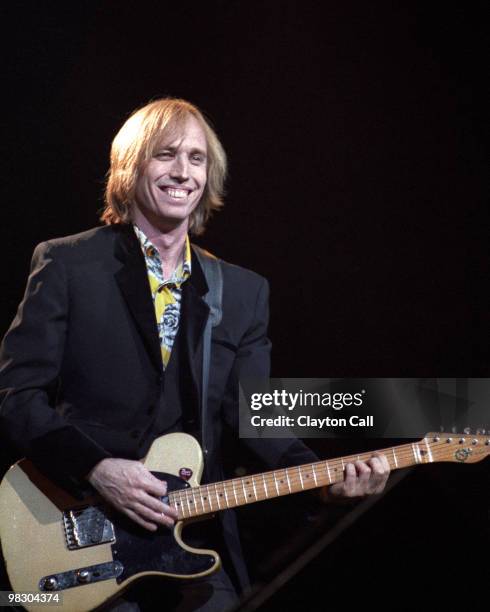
[111,472,217,583]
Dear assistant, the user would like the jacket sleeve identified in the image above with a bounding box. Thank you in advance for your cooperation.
[0,242,111,491]
[221,276,319,470]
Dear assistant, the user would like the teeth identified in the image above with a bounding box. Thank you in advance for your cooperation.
[164,188,189,198]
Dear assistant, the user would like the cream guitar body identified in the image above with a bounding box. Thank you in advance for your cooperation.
[0,433,218,612]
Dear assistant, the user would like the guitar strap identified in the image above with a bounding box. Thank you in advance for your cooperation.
[191,245,223,466]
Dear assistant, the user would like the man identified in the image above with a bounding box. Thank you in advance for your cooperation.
[0,98,389,610]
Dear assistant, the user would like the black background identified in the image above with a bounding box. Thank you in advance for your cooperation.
[1,2,488,609]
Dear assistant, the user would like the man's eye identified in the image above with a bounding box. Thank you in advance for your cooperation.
[192,155,204,163]
[155,151,173,159]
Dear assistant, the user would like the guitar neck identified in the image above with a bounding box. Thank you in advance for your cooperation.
[168,432,489,520]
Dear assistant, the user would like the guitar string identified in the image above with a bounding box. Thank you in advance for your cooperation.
[169,438,485,506]
[170,446,485,512]
[167,438,480,505]
[167,439,488,517]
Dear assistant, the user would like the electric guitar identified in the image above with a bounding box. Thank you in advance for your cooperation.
[0,431,488,611]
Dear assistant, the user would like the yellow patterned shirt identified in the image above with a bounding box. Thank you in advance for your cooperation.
[133,225,191,369]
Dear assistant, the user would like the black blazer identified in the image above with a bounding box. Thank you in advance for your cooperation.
[0,224,317,589]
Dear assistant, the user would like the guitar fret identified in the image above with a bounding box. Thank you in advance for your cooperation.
[285,470,292,493]
[223,482,230,508]
[251,475,258,500]
[177,493,187,519]
[424,439,434,463]
[182,494,189,519]
[417,443,424,464]
[214,483,221,509]
[298,467,304,490]
[209,489,215,512]
[262,473,269,498]
[170,493,182,518]
[391,448,398,468]
[325,461,332,483]
[241,478,248,503]
[187,489,198,516]
[312,464,318,486]
[197,490,205,514]
[411,443,420,464]
[273,471,280,496]
[231,479,238,506]
[416,444,424,464]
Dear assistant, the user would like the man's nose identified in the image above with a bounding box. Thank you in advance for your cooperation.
[170,155,189,181]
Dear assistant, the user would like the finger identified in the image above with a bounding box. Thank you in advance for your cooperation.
[374,453,391,492]
[367,454,387,474]
[162,503,178,520]
[342,463,358,497]
[354,460,371,483]
[143,474,168,498]
[139,491,179,520]
[132,501,175,528]
[364,457,385,493]
[369,455,390,480]
[366,456,391,494]
[124,507,158,532]
[344,462,357,482]
[138,491,167,514]
[131,498,172,525]
[374,452,391,473]
[366,456,384,476]
[353,461,372,496]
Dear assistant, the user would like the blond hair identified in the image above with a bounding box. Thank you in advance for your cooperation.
[101,98,227,235]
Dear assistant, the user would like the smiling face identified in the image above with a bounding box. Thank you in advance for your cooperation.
[133,114,208,233]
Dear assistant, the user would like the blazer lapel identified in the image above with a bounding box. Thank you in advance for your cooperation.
[180,247,210,412]
[114,225,163,373]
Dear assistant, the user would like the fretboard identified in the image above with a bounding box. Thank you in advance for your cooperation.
[168,433,489,520]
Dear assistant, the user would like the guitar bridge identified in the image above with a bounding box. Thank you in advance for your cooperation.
[63,504,115,550]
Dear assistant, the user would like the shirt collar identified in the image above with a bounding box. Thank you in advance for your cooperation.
[133,224,191,286]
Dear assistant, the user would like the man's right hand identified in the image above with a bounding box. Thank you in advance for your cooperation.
[87,458,178,531]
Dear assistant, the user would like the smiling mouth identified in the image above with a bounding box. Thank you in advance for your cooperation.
[159,186,192,199]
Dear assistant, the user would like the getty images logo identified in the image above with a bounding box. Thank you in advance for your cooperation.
[249,389,366,411]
